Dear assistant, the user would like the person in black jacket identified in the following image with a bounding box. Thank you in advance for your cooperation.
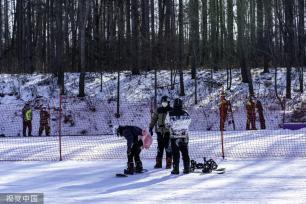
[113,125,146,175]
[166,98,192,175]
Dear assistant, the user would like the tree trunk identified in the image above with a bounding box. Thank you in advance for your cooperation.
[237,0,249,83]
[227,0,234,66]
[209,0,218,70]
[178,0,185,96]
[56,1,64,94]
[141,0,150,70]
[298,0,304,93]
[263,0,272,73]
[116,71,120,118]
[151,0,157,108]
[131,0,140,74]
[126,0,131,70]
[201,0,207,66]
[284,0,294,99]
[78,0,88,97]
[0,0,3,68]
[16,0,25,71]
[257,0,264,65]
[250,0,256,67]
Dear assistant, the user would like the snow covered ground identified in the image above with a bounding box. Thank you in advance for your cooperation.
[0,159,306,204]
[0,129,305,203]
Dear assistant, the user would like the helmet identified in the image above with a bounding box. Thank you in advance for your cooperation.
[161,95,170,103]
[173,98,183,109]
[161,95,170,107]
[112,125,120,137]
[220,91,226,98]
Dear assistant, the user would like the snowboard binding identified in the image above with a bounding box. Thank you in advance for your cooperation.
[190,157,218,173]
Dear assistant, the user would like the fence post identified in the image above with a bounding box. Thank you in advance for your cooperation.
[59,91,63,161]
[221,130,225,159]
[283,97,286,125]
[115,71,120,118]
[220,88,225,159]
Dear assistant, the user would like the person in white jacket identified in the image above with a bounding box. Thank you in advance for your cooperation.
[165,98,191,174]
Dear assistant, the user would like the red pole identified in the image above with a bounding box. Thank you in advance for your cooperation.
[59,91,63,161]
[221,130,225,159]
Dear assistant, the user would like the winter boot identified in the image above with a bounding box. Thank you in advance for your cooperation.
[124,162,134,175]
[166,157,172,169]
[135,161,143,173]
[183,167,190,174]
[171,164,179,175]
[183,161,190,174]
[154,158,162,168]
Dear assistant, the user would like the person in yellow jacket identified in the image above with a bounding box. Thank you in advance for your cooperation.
[22,102,33,137]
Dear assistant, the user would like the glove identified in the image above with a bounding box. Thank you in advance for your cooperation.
[127,147,132,156]
[138,139,144,148]
[149,128,153,136]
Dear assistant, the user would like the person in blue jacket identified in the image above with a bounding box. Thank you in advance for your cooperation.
[113,125,148,175]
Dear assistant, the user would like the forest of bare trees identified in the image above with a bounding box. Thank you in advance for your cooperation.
[0,0,304,97]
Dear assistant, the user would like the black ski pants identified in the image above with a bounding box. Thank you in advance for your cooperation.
[171,138,190,168]
[127,142,142,163]
[156,132,172,159]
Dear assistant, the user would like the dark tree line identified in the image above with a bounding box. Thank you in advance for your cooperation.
[0,0,304,97]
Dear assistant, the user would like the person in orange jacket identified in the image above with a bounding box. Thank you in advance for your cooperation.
[39,106,50,136]
[246,96,256,130]
[219,92,230,131]
[255,98,266,129]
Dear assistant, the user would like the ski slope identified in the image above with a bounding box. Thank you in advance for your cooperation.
[0,159,306,204]
[0,128,305,203]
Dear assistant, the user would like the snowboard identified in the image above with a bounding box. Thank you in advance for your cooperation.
[204,167,226,174]
[191,167,226,175]
[116,169,148,177]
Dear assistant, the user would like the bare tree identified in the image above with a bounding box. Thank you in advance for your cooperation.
[284,0,294,99]
[78,0,88,97]
[178,0,185,96]
[298,0,304,93]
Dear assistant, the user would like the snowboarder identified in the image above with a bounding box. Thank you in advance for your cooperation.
[22,102,33,137]
[166,98,192,174]
[149,95,172,169]
[39,106,50,136]
[246,96,256,130]
[219,92,230,131]
[113,125,152,175]
[255,98,266,129]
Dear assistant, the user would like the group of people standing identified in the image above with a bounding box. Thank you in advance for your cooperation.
[114,96,192,175]
[116,93,267,175]
[22,102,50,137]
[219,92,266,131]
